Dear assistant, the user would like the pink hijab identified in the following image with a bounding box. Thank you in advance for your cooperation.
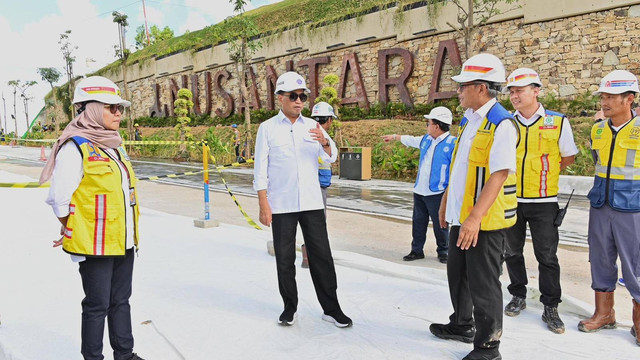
[39,102,123,184]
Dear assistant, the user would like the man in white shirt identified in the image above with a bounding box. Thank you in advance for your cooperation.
[502,68,578,334]
[253,71,352,328]
[430,54,518,360]
[382,106,456,264]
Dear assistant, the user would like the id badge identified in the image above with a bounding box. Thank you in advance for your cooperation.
[129,187,137,206]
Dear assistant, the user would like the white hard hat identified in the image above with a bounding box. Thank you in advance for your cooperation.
[423,106,453,125]
[505,68,542,90]
[274,71,310,94]
[593,70,640,95]
[311,102,337,118]
[452,53,506,84]
[73,76,131,106]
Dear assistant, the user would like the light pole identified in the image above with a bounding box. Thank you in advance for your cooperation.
[1,92,6,134]
[11,114,16,139]
[21,93,29,132]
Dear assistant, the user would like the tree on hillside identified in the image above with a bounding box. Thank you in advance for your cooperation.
[7,81,18,136]
[224,0,262,160]
[37,67,62,133]
[174,88,194,158]
[315,74,343,146]
[113,11,133,142]
[59,30,77,121]
[7,80,37,134]
[134,24,174,49]
[430,0,519,58]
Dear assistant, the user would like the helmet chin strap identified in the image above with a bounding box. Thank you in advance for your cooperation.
[76,102,88,114]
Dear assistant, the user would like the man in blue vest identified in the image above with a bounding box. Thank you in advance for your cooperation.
[312,101,337,209]
[579,70,640,347]
[382,106,455,263]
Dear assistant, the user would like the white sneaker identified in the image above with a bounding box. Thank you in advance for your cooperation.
[278,311,296,326]
[322,313,353,328]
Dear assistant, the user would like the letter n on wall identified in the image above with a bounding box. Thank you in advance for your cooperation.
[338,53,369,110]
[428,39,462,103]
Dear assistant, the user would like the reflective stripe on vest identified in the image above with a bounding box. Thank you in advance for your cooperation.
[318,156,332,187]
[592,117,640,179]
[63,138,140,256]
[515,110,563,198]
[588,116,640,211]
[415,134,456,192]
[451,103,518,231]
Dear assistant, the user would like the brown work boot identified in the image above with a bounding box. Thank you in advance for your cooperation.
[578,291,616,332]
[632,299,640,346]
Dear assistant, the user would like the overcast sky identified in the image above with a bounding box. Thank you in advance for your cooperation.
[0,0,280,136]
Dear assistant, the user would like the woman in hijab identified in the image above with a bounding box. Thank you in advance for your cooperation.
[40,76,144,360]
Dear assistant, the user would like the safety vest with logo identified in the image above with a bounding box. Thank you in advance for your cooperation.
[416,134,456,192]
[452,103,518,231]
[318,157,332,188]
[515,109,564,199]
[63,137,140,256]
[588,116,640,212]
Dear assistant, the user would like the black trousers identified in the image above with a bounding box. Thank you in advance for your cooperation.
[411,192,449,256]
[504,202,562,306]
[271,209,340,314]
[447,226,504,352]
[78,249,135,360]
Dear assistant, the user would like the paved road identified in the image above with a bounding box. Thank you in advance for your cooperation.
[1,145,592,246]
[1,144,634,324]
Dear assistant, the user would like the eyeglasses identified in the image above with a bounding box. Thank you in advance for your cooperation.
[285,92,308,102]
[457,82,483,91]
[104,104,125,114]
[314,116,331,124]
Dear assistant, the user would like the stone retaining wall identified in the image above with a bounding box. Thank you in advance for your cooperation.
[43,3,640,124]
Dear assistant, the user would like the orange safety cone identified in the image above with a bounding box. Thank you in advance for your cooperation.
[40,145,47,161]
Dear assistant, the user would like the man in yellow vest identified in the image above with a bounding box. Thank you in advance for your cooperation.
[430,53,518,360]
[502,68,578,334]
[579,70,640,347]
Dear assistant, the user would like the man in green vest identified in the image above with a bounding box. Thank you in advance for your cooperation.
[579,70,640,347]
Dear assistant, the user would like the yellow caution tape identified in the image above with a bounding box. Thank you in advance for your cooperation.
[123,140,200,145]
[137,170,206,181]
[4,138,56,143]
[209,152,262,230]
[0,182,50,188]
[136,158,253,181]
[214,158,254,170]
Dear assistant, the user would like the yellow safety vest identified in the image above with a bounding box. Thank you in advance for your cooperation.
[588,116,640,212]
[452,104,518,231]
[63,138,140,256]
[515,110,564,199]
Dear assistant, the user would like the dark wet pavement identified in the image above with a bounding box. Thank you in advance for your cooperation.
[1,146,591,246]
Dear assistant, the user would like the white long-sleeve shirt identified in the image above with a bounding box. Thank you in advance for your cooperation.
[445,98,518,226]
[513,104,579,203]
[46,140,136,262]
[253,111,337,214]
[400,131,450,196]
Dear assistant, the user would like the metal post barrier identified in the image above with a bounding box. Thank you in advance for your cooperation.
[194,142,219,228]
